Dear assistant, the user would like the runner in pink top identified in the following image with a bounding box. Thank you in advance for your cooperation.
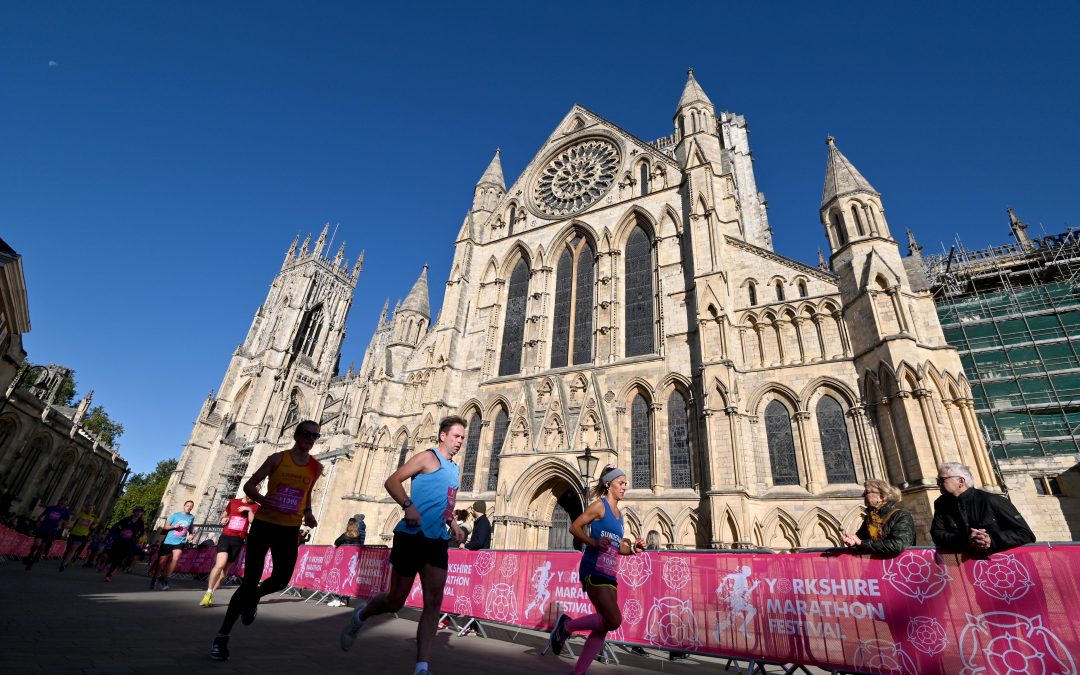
[201,496,258,607]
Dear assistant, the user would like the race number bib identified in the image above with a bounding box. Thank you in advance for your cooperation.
[227,515,248,531]
[595,530,621,576]
[269,486,304,514]
[120,529,134,540]
[442,487,458,522]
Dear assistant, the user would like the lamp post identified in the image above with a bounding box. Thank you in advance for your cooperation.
[575,446,599,506]
[201,486,218,524]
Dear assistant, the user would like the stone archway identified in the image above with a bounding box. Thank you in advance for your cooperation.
[503,457,585,550]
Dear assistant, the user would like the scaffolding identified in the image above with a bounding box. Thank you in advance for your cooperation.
[923,224,1080,460]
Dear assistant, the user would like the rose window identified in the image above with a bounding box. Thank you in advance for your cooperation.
[533,139,620,216]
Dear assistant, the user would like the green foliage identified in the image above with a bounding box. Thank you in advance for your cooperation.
[83,405,124,446]
[109,458,177,527]
[53,369,77,406]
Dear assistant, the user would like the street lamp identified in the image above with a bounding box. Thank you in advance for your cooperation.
[575,446,599,504]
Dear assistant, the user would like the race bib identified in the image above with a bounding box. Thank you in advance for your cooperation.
[120,529,133,540]
[227,515,248,531]
[269,486,304,514]
[595,530,621,576]
[442,487,458,522]
[47,511,62,521]
[78,518,92,528]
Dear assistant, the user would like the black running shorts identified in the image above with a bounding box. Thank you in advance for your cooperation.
[390,531,449,578]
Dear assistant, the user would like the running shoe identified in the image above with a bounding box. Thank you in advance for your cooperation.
[200,591,214,607]
[549,613,570,656]
[240,597,258,625]
[412,667,432,674]
[210,636,230,661]
[159,579,171,591]
[339,599,368,651]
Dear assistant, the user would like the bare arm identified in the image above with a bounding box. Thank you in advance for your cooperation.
[243,453,284,506]
[569,500,608,549]
[384,450,438,526]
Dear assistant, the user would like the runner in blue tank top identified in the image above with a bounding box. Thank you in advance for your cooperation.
[339,415,467,675]
[550,464,645,674]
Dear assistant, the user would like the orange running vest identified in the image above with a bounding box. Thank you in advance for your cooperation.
[256,451,320,527]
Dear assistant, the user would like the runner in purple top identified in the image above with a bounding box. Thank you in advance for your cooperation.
[25,497,71,571]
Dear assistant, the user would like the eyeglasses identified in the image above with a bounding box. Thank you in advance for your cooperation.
[936,475,960,486]
[297,430,321,440]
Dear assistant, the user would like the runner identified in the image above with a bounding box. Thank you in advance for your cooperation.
[201,495,258,607]
[103,507,147,581]
[24,497,71,571]
[209,420,323,661]
[339,415,467,675]
[151,499,196,590]
[549,464,645,674]
[83,526,106,567]
[60,503,99,571]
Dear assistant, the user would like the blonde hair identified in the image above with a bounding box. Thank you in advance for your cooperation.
[864,479,902,503]
[645,530,662,551]
[345,518,360,539]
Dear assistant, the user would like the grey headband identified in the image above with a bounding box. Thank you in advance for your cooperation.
[601,468,625,486]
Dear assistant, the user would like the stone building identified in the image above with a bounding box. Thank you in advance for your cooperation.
[163,71,1002,549]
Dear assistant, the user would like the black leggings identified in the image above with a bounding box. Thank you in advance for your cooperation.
[218,519,300,634]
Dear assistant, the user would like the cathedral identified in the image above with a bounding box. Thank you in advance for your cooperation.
[162,70,992,550]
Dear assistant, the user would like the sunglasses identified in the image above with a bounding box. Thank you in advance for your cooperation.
[936,475,960,486]
[297,430,321,440]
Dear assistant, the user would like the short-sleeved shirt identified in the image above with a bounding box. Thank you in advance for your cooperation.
[221,498,258,539]
[163,512,196,545]
[39,505,72,534]
[70,512,98,537]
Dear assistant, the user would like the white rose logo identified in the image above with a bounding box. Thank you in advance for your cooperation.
[484,583,518,623]
[474,550,496,576]
[618,551,653,589]
[662,556,691,591]
[959,611,1075,675]
[907,617,948,655]
[623,598,643,626]
[852,639,916,674]
[972,555,1034,604]
[882,550,950,603]
[643,596,699,649]
[499,554,518,578]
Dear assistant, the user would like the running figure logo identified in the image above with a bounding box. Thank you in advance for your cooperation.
[344,552,360,589]
[714,565,759,640]
[523,561,553,620]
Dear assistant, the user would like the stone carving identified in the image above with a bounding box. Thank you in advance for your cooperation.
[533,139,619,217]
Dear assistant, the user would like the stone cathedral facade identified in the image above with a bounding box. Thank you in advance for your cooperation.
[162,71,993,550]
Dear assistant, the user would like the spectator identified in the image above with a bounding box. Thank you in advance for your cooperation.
[931,462,1034,554]
[329,518,363,607]
[356,513,366,546]
[463,501,490,550]
[454,509,471,543]
[841,480,915,557]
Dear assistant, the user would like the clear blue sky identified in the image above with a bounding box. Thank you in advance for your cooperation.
[2,2,1077,474]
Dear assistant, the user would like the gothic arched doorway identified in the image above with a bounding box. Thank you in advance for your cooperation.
[548,487,584,550]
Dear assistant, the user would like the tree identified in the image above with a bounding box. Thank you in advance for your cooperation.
[109,458,177,527]
[82,405,124,446]
[53,369,77,406]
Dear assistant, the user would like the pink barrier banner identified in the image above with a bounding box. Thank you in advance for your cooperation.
[404,546,1080,673]
[0,526,71,557]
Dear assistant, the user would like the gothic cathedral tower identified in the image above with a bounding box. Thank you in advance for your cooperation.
[160,225,362,524]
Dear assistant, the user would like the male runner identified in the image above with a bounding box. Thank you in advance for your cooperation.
[60,503,99,571]
[339,415,467,675]
[201,495,257,607]
[25,497,71,570]
[209,420,323,661]
[152,499,196,590]
[104,507,146,581]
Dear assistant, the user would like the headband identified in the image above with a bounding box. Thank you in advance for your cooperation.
[601,468,625,486]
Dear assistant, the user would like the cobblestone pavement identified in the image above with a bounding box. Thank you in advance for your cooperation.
[1,558,771,674]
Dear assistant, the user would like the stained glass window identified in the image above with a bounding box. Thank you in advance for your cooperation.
[460,413,482,492]
[550,250,572,368]
[765,400,799,486]
[631,394,652,488]
[487,408,509,491]
[625,225,654,356]
[499,259,529,376]
[573,242,594,365]
[817,396,856,483]
[668,391,692,488]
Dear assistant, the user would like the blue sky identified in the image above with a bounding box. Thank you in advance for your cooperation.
[2,2,1077,474]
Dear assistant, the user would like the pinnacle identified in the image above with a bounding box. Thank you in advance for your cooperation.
[821,137,878,207]
[399,265,430,318]
[676,67,713,110]
[476,148,505,190]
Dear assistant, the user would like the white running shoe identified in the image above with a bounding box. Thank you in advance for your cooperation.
[339,600,369,651]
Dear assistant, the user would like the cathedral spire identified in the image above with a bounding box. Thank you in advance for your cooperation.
[676,67,714,111]
[378,298,390,327]
[673,68,716,141]
[472,149,506,214]
[906,228,923,256]
[821,136,879,207]
[283,234,299,269]
[299,232,311,257]
[333,241,346,270]
[1008,206,1035,252]
[351,250,365,279]
[312,223,330,258]
[477,149,505,190]
[818,248,829,271]
[399,265,431,319]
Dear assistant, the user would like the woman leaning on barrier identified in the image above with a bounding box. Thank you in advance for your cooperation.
[842,479,915,557]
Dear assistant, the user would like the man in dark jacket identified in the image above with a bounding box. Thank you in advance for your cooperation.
[931,462,1034,554]
[463,501,491,550]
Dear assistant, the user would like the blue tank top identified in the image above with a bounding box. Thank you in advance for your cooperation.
[579,498,623,582]
[394,448,460,540]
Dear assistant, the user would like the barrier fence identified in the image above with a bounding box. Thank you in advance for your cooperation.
[4,525,1077,675]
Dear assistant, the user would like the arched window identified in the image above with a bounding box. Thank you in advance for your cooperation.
[668,391,692,488]
[625,225,655,356]
[775,281,785,302]
[765,400,799,486]
[487,407,509,491]
[639,162,650,195]
[631,394,652,488]
[831,212,847,246]
[552,235,595,368]
[397,436,409,469]
[797,280,808,298]
[748,282,757,306]
[499,258,530,376]
[460,412,482,492]
[296,304,324,357]
[508,205,516,235]
[817,396,856,483]
[548,501,572,549]
[282,389,301,430]
[850,205,865,236]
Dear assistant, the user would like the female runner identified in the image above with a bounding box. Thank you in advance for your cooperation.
[549,464,645,673]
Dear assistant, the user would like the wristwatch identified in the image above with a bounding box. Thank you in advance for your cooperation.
[402,499,413,510]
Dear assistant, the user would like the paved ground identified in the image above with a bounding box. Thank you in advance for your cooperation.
[2,557,774,675]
